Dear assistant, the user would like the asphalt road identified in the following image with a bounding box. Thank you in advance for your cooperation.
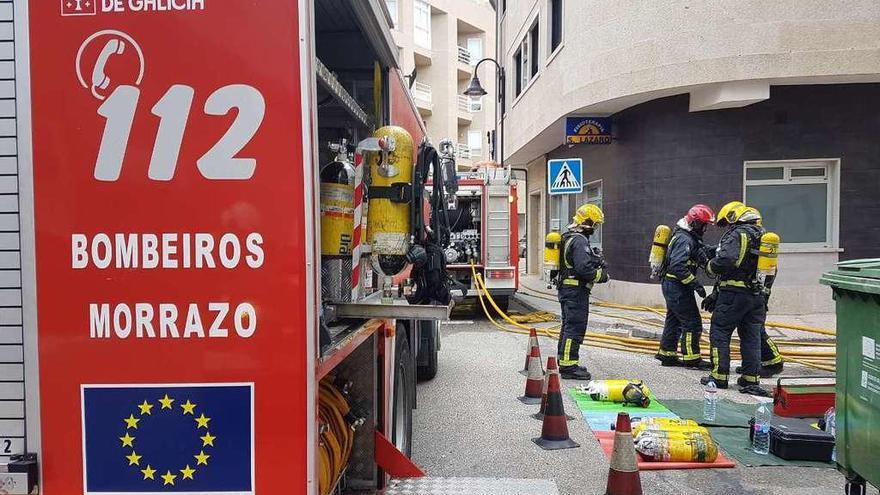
[412,298,876,495]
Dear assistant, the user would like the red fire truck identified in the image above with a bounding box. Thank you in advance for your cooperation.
[439,167,520,312]
[12,1,450,493]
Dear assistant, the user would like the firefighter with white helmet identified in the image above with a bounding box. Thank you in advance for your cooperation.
[556,204,609,380]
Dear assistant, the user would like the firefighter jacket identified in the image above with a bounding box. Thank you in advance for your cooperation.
[707,222,764,291]
[558,229,608,288]
[662,226,704,287]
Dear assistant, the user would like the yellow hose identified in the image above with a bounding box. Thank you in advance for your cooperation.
[318,378,355,495]
[474,266,835,372]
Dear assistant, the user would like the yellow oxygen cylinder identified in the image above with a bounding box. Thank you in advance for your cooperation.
[320,142,356,303]
[584,380,652,407]
[544,232,562,286]
[649,225,672,279]
[366,126,414,277]
[757,231,780,287]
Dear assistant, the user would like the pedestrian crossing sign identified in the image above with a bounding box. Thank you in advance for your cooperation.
[547,158,583,195]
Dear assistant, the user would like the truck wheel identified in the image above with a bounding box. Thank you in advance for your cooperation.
[392,328,414,457]
[417,320,439,381]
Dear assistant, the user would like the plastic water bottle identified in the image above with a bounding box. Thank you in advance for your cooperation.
[703,380,718,421]
[752,402,772,455]
[824,407,837,462]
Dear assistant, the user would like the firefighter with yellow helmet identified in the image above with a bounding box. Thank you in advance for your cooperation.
[702,202,784,379]
[556,203,609,380]
[700,203,773,396]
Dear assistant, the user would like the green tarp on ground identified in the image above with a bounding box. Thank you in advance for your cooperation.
[708,426,834,468]
[662,398,756,428]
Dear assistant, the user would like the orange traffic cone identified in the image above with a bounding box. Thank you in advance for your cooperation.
[532,367,580,450]
[605,412,643,495]
[519,346,544,404]
[532,356,575,421]
[520,328,541,376]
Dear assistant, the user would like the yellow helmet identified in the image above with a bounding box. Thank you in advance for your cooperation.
[717,201,745,227]
[737,206,762,225]
[572,204,604,227]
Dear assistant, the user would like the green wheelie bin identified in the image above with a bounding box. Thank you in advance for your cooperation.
[820,259,880,495]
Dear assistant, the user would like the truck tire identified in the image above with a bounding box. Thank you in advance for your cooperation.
[392,328,414,457]
[417,320,439,381]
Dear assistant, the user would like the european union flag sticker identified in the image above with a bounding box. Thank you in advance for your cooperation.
[82,383,254,494]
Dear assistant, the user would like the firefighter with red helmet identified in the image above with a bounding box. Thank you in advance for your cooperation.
[655,204,716,369]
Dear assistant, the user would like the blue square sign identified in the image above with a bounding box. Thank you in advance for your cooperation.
[547,158,583,195]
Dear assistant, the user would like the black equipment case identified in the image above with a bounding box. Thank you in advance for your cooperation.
[749,416,834,462]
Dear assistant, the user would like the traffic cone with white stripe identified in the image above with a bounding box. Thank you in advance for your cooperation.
[532,366,580,450]
[519,345,544,405]
[605,412,642,495]
[532,356,574,421]
[520,328,541,376]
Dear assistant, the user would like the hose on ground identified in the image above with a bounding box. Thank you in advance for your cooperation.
[471,265,836,371]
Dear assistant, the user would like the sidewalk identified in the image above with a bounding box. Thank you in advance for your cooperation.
[515,274,836,342]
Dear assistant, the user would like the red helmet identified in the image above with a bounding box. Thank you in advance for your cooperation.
[686,204,716,227]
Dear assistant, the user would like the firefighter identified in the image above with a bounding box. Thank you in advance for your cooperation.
[556,204,609,380]
[655,204,715,370]
[703,203,785,378]
[700,204,769,396]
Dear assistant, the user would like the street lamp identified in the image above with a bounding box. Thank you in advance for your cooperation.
[463,58,505,168]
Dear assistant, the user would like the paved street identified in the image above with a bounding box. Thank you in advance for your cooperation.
[412,299,875,495]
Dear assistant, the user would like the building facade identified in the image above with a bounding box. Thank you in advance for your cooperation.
[500,0,880,312]
[386,0,496,167]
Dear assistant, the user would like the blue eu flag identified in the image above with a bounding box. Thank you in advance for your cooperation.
[82,384,253,494]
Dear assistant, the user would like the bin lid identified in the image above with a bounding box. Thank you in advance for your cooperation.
[820,258,880,295]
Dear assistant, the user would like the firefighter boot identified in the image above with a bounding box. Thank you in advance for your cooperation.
[559,365,592,381]
[655,353,684,367]
[737,377,771,397]
[736,363,784,378]
[700,375,728,389]
[684,359,713,371]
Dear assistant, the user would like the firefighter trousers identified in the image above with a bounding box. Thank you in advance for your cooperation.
[760,326,784,366]
[658,279,703,362]
[709,289,765,384]
[557,286,590,368]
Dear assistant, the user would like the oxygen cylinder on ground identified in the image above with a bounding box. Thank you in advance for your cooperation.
[632,419,710,439]
[320,142,356,302]
[635,430,719,463]
[757,231,780,288]
[649,225,672,278]
[366,126,414,278]
[544,232,562,287]
[583,380,652,407]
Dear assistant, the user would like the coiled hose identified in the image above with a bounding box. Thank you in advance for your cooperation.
[318,378,355,495]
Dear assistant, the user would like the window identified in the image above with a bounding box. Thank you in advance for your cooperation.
[385,0,398,27]
[513,48,523,96]
[468,96,483,112]
[744,160,838,247]
[529,22,539,77]
[414,0,431,49]
[468,130,483,153]
[513,20,540,98]
[467,38,483,65]
[550,0,563,53]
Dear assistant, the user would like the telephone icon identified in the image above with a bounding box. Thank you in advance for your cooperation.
[91,39,125,99]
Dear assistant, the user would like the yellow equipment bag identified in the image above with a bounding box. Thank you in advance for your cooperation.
[635,430,719,463]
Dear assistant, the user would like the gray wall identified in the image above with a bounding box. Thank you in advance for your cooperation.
[547,83,880,283]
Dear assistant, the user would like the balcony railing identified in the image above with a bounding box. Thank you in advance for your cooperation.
[457,46,471,65]
[412,81,432,104]
[457,95,471,113]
